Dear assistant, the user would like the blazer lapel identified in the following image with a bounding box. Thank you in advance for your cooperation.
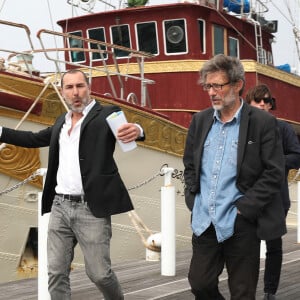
[194,109,214,180]
[80,101,102,135]
[237,104,250,176]
[52,113,67,142]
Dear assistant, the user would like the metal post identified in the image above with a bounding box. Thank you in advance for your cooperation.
[37,168,51,300]
[161,167,176,276]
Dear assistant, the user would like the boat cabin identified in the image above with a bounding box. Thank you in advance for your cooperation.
[58,2,275,65]
[53,1,300,131]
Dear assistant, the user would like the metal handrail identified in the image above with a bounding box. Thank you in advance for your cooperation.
[36,29,155,104]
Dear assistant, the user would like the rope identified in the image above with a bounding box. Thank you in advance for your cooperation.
[127,210,160,252]
[216,9,257,51]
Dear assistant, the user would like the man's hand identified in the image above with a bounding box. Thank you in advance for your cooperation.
[117,123,141,143]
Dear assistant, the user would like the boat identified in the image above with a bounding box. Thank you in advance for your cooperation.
[0,0,299,284]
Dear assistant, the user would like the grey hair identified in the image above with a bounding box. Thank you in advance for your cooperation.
[199,54,245,96]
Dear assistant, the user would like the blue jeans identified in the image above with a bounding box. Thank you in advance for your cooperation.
[47,195,124,300]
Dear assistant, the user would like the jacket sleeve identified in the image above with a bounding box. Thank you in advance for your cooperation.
[0,126,52,148]
[183,115,199,210]
[280,121,300,170]
[235,115,285,221]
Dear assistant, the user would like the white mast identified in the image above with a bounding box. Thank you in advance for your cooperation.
[284,0,300,72]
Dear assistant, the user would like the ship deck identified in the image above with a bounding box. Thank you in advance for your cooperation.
[0,225,299,300]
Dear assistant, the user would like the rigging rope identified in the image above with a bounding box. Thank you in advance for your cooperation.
[216,9,256,51]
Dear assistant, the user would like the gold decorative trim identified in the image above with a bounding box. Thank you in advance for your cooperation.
[242,60,300,87]
[86,59,300,88]
[100,97,187,157]
[0,145,42,188]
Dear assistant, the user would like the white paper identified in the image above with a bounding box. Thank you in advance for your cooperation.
[106,111,137,152]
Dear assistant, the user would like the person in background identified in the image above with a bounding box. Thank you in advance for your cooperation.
[0,69,145,300]
[245,84,300,300]
[183,54,286,299]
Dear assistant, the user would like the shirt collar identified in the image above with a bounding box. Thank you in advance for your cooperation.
[65,99,96,120]
[213,99,244,124]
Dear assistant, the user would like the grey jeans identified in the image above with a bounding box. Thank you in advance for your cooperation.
[47,195,124,300]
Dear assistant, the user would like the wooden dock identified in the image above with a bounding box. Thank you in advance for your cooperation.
[0,225,299,299]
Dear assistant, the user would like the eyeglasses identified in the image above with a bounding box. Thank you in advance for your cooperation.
[254,97,273,104]
[202,81,231,91]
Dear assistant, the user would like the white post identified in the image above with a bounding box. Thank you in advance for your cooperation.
[161,167,176,276]
[260,240,266,258]
[37,168,51,300]
[297,181,300,243]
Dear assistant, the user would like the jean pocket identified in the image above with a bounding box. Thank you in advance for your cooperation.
[53,195,62,207]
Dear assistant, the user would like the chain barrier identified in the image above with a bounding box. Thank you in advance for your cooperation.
[0,170,41,197]
[127,170,163,191]
[0,168,165,197]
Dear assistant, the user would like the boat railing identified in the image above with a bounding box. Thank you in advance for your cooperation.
[0,20,35,51]
[252,0,269,14]
[0,48,42,78]
[37,29,155,108]
[67,0,120,12]
[0,20,40,76]
[216,2,270,65]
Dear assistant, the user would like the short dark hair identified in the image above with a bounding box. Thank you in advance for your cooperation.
[60,69,89,87]
[245,84,276,110]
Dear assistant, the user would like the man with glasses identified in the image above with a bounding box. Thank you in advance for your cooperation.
[183,54,286,299]
[246,84,300,300]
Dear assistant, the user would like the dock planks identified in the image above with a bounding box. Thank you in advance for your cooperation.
[0,226,299,299]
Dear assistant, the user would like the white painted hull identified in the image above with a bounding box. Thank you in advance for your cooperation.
[0,115,190,282]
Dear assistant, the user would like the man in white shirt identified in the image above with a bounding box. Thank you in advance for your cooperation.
[0,69,144,299]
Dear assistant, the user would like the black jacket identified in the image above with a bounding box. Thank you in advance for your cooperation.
[278,120,300,210]
[1,102,142,217]
[183,103,287,241]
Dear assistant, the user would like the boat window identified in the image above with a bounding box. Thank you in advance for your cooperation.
[197,19,206,54]
[228,37,239,57]
[261,49,267,64]
[111,24,131,58]
[267,51,273,65]
[136,22,158,55]
[68,31,85,63]
[213,25,225,55]
[87,27,107,60]
[164,19,187,54]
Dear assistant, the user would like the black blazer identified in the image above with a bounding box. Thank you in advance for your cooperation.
[183,102,287,241]
[1,102,142,217]
[278,120,300,210]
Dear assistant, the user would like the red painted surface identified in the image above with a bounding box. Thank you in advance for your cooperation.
[54,3,300,129]
[0,91,42,115]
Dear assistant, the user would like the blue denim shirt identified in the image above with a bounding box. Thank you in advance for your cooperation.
[192,103,244,242]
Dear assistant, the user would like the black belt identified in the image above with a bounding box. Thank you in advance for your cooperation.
[56,194,85,203]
